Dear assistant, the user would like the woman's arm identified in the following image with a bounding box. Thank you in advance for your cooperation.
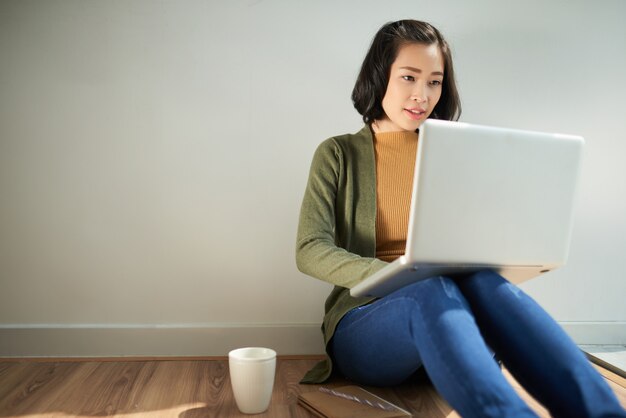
[296,138,387,289]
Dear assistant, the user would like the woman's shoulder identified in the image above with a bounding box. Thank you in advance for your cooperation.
[310,125,374,174]
[317,125,372,154]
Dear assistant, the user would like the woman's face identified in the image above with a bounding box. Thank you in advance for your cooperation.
[375,43,444,133]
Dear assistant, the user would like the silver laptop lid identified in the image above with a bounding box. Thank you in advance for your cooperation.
[406,119,584,269]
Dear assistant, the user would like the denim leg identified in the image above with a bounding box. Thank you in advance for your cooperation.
[332,276,537,418]
[331,298,424,387]
[456,270,626,418]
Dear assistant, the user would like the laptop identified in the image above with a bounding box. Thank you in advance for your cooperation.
[350,119,584,298]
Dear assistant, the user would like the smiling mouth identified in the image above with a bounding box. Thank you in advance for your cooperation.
[404,108,426,120]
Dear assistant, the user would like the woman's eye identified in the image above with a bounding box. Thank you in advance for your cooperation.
[430,80,443,86]
[402,75,415,81]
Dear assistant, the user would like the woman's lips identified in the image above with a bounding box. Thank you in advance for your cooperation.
[404,108,426,120]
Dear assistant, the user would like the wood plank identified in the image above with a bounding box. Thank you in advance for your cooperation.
[0,355,326,363]
[0,363,30,402]
[592,361,626,388]
[0,362,84,415]
[585,351,626,380]
[0,358,623,417]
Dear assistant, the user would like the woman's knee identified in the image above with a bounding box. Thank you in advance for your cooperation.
[392,276,467,306]
[472,269,507,283]
[392,275,454,296]
[457,270,511,297]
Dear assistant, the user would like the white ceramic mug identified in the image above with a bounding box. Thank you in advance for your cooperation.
[228,347,277,414]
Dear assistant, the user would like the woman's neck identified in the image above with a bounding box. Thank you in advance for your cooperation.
[371,118,418,134]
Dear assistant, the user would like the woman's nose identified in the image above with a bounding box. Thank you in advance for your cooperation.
[411,94,427,104]
[411,84,427,103]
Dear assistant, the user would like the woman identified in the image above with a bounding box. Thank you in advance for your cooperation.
[296,19,625,417]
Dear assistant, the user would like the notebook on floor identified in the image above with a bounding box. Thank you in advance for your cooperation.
[298,385,411,417]
[350,119,584,298]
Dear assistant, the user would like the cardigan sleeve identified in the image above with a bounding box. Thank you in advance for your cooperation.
[296,138,387,289]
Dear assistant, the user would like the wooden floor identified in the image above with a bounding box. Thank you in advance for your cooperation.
[0,357,625,417]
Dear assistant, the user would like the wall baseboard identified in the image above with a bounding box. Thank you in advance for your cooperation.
[560,322,626,345]
[0,321,624,358]
[0,323,326,357]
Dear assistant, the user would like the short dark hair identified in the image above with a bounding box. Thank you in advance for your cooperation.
[352,20,461,125]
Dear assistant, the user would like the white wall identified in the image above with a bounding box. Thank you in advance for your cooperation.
[1,0,624,356]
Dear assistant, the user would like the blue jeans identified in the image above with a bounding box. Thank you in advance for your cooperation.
[331,271,626,418]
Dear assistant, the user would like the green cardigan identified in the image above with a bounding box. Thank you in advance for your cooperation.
[296,125,389,383]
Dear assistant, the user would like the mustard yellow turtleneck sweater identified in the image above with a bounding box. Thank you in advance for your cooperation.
[373,130,419,262]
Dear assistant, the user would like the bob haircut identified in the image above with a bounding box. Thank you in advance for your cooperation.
[352,20,461,125]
